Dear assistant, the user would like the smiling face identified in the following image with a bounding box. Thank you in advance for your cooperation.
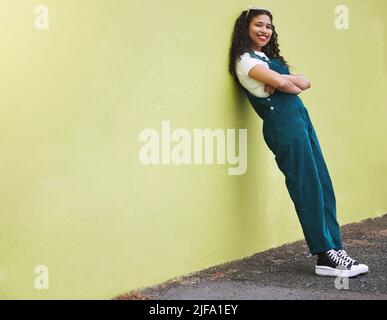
[248,14,273,51]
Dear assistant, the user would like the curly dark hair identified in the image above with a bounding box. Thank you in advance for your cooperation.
[228,9,289,86]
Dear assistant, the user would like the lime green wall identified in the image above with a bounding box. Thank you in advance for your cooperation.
[0,0,386,299]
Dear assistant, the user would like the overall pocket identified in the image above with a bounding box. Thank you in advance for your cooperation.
[263,96,293,152]
[292,96,308,124]
[262,107,289,154]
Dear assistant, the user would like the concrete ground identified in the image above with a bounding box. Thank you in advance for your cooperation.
[115,214,387,300]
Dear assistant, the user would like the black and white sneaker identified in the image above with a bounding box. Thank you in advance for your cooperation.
[336,249,369,274]
[315,249,362,277]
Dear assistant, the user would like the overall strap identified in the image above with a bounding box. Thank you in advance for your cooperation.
[248,50,290,75]
[247,50,270,63]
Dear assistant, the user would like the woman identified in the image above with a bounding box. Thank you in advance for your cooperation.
[229,7,368,277]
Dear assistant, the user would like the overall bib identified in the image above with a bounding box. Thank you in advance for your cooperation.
[242,51,343,255]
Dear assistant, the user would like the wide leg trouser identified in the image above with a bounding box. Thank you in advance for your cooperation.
[262,97,343,255]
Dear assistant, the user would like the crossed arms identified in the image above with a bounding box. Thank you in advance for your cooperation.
[248,64,311,95]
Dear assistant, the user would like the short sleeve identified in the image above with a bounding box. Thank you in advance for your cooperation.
[236,53,267,77]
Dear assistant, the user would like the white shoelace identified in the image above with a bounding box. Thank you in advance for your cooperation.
[327,249,352,268]
[336,250,357,264]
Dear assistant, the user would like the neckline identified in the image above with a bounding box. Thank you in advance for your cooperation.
[253,50,267,57]
[249,50,270,62]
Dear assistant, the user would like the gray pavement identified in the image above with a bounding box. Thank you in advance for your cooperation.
[115,214,387,300]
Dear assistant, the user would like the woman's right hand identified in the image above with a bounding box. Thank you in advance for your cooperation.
[264,84,276,95]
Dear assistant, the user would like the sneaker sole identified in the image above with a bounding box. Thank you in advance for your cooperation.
[315,266,361,277]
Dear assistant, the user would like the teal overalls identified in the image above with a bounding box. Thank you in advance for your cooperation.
[242,51,343,255]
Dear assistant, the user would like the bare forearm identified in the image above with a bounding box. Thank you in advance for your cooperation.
[276,79,303,94]
[282,74,311,90]
[248,65,303,95]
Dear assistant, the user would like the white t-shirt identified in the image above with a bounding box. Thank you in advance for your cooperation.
[235,50,270,98]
